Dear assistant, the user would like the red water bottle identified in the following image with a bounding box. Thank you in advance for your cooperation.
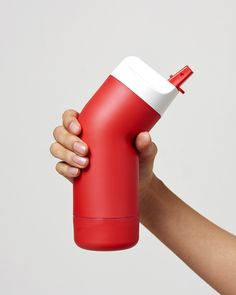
[73,56,193,251]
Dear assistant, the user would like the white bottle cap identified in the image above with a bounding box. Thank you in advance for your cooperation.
[111,56,179,116]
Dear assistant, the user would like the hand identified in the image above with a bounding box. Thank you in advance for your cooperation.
[50,109,158,202]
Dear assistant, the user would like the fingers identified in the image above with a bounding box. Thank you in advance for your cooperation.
[50,142,89,169]
[51,109,90,181]
[135,132,158,164]
[55,161,80,180]
[62,109,81,135]
[53,125,88,156]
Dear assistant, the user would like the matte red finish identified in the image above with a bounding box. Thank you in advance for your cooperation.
[73,75,161,251]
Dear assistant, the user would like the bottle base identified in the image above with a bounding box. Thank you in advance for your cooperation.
[73,215,139,251]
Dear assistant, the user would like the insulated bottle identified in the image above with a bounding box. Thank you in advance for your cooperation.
[73,56,193,251]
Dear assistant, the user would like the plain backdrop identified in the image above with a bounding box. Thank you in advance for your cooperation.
[0,0,235,294]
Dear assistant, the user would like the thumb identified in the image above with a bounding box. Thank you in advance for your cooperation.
[135,132,158,166]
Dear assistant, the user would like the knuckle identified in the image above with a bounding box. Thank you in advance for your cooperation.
[53,125,64,140]
[62,109,77,120]
[62,109,70,119]
[55,162,64,175]
[50,142,58,156]
[152,143,158,155]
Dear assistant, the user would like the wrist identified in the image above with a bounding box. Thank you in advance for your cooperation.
[139,173,166,224]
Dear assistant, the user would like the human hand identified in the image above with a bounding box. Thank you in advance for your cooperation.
[50,109,158,202]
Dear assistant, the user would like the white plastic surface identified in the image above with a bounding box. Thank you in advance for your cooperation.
[111,56,179,115]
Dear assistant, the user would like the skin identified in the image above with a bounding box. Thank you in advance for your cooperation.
[50,109,236,294]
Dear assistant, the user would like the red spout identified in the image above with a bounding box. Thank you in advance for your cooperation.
[168,65,193,94]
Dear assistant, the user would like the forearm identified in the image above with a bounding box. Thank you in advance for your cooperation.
[140,174,236,294]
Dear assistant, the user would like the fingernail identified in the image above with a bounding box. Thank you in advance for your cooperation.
[72,155,88,166]
[68,167,79,176]
[69,120,80,134]
[73,142,88,155]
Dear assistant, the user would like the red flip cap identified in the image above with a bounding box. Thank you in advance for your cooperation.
[168,66,193,94]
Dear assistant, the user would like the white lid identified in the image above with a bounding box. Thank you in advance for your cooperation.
[111,56,179,115]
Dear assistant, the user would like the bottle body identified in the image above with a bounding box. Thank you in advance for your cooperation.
[73,75,161,250]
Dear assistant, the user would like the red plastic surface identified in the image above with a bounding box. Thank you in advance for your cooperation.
[74,216,139,251]
[73,75,161,250]
[168,65,193,94]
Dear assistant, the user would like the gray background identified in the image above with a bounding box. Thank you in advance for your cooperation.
[0,0,235,294]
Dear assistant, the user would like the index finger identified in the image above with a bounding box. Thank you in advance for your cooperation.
[62,109,81,135]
